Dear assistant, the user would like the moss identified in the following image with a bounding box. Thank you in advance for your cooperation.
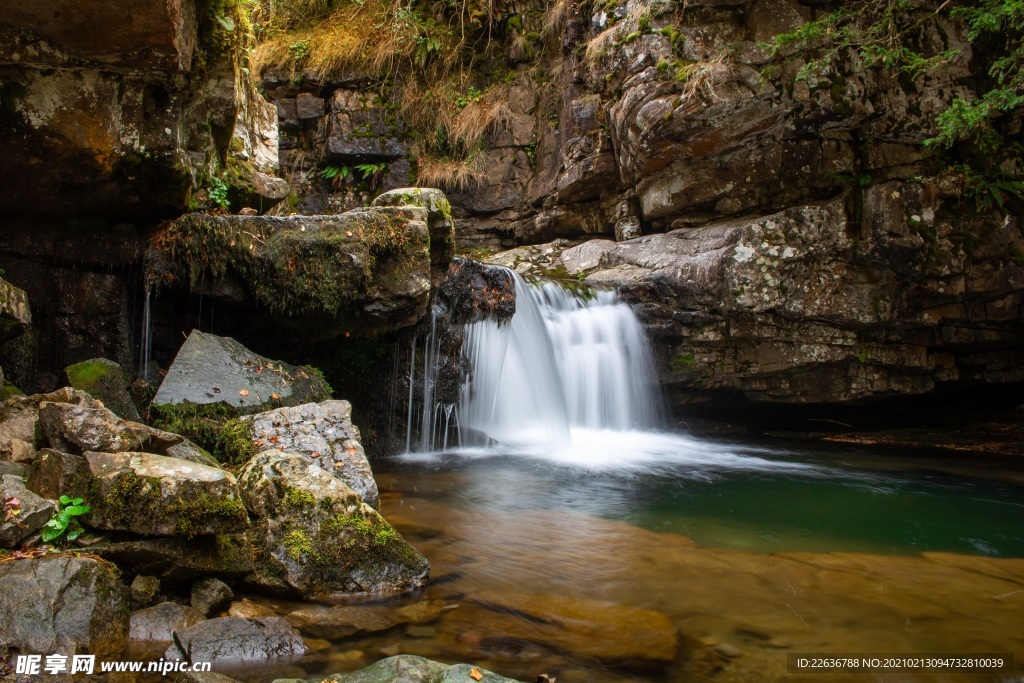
[169,492,248,538]
[150,211,417,317]
[284,486,316,508]
[283,529,315,561]
[0,380,24,400]
[672,353,698,372]
[149,401,262,465]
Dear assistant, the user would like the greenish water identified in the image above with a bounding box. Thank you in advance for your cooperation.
[388,434,1024,558]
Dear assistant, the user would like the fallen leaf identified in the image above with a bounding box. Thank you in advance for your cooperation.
[469,669,483,682]
[268,436,280,443]
[212,387,221,393]
[346,231,353,237]
[300,371,309,379]
[311,451,320,458]
[239,389,249,397]
[256,365,264,373]
[270,392,281,400]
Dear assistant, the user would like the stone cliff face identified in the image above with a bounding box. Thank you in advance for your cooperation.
[257,0,1023,409]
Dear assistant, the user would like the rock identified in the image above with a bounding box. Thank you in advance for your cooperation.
[176,673,244,683]
[83,451,248,537]
[91,535,255,581]
[0,556,129,656]
[164,438,222,469]
[714,642,742,658]
[436,258,516,326]
[8,438,35,463]
[164,616,307,663]
[0,474,55,548]
[308,655,523,683]
[0,389,77,460]
[64,358,141,421]
[244,401,378,507]
[129,575,160,606]
[38,395,148,454]
[152,331,332,413]
[129,602,206,642]
[441,592,678,669]
[615,215,641,242]
[252,171,291,202]
[295,93,326,120]
[26,449,90,500]
[191,577,234,616]
[0,277,32,343]
[227,598,275,620]
[237,451,428,598]
[149,207,439,337]
[285,600,447,640]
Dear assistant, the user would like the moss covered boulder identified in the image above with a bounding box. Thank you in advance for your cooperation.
[82,451,249,537]
[0,556,129,657]
[281,655,523,683]
[149,204,436,335]
[65,358,140,421]
[238,451,428,598]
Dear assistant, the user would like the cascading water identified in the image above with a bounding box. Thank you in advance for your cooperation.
[407,269,662,454]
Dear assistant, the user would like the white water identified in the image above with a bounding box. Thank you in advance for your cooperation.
[404,271,819,474]
[458,275,660,448]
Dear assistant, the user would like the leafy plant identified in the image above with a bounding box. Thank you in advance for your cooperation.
[208,176,230,210]
[41,496,90,545]
[321,164,350,180]
[955,165,1024,212]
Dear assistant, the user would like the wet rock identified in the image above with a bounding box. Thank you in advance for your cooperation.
[65,358,140,421]
[191,577,234,616]
[0,474,54,547]
[285,600,447,640]
[152,331,332,413]
[437,258,516,326]
[129,602,206,642]
[244,401,378,507]
[164,616,307,663]
[83,451,248,537]
[0,556,129,656]
[227,598,275,620]
[39,395,149,454]
[238,451,428,598]
[0,277,32,342]
[296,655,523,683]
[164,438,222,469]
[442,591,678,669]
[26,449,90,500]
[8,438,35,464]
[129,575,160,607]
[0,388,84,460]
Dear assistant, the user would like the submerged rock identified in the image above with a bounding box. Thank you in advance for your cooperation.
[244,401,378,507]
[0,556,129,656]
[238,451,428,598]
[164,616,307,663]
[441,591,678,670]
[284,654,523,683]
[285,600,447,640]
[152,331,331,413]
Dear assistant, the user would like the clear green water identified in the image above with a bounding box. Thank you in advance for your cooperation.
[388,436,1024,557]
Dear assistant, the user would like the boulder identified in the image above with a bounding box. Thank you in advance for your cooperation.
[237,451,428,598]
[164,616,307,663]
[0,474,55,547]
[129,602,206,643]
[26,449,90,500]
[227,598,275,620]
[39,398,148,454]
[0,556,129,656]
[64,358,140,421]
[0,277,32,342]
[294,655,523,683]
[152,331,332,413]
[191,577,234,616]
[83,451,248,537]
[149,206,437,336]
[0,388,85,460]
[244,401,378,507]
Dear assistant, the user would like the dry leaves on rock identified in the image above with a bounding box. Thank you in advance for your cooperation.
[469,669,483,681]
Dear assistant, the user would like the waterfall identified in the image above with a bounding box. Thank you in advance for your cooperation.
[407,270,662,452]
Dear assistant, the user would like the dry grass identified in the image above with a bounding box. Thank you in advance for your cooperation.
[541,0,574,40]
[413,148,486,190]
[676,50,734,102]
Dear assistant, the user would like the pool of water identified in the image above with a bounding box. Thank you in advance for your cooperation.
[220,433,1024,683]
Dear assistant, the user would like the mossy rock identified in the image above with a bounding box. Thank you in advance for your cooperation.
[65,358,140,421]
[238,451,428,598]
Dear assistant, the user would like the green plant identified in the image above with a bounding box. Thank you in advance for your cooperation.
[41,496,90,545]
[955,164,1024,212]
[321,164,350,180]
[208,176,230,209]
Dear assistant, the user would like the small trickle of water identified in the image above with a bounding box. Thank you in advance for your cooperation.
[138,282,154,382]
